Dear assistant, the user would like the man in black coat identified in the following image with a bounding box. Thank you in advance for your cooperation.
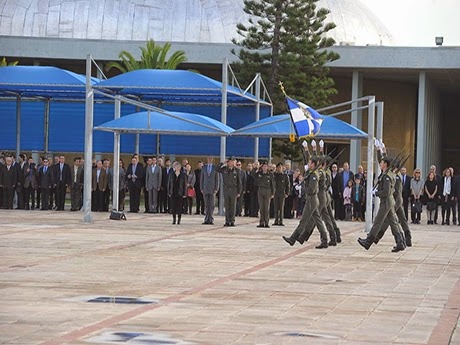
[194,161,204,215]
[400,167,412,220]
[337,162,354,220]
[38,158,54,210]
[160,159,172,213]
[53,155,71,211]
[429,165,443,224]
[331,163,340,220]
[15,154,27,209]
[126,156,144,213]
[1,156,17,209]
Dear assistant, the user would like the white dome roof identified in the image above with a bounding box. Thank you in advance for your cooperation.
[0,0,393,46]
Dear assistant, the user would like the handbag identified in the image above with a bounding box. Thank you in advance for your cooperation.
[109,210,127,220]
[187,187,196,198]
[411,200,422,213]
[426,201,437,211]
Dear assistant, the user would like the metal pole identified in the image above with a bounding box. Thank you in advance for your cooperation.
[365,96,376,232]
[219,58,228,216]
[135,134,140,154]
[254,73,260,161]
[112,96,121,211]
[83,54,94,223]
[16,95,21,160]
[268,104,273,163]
[44,99,50,155]
[373,102,384,219]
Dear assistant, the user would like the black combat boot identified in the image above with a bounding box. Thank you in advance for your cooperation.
[172,215,176,225]
[315,242,328,249]
[405,232,412,247]
[328,228,337,246]
[177,214,181,225]
[282,236,295,246]
[391,232,405,252]
[335,228,342,243]
[357,234,375,250]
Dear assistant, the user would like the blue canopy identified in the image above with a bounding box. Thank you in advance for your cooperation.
[94,110,234,136]
[231,114,367,139]
[0,66,98,99]
[94,69,264,105]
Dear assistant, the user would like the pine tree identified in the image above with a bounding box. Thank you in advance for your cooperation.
[232,0,339,160]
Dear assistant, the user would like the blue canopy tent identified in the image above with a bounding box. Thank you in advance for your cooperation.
[94,111,234,137]
[0,66,99,158]
[231,114,368,139]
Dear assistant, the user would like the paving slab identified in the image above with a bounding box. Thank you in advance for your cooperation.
[0,209,459,345]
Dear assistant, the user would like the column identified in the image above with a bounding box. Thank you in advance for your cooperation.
[350,70,363,173]
[416,72,427,174]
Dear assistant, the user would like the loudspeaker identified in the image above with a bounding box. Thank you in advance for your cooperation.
[109,210,127,220]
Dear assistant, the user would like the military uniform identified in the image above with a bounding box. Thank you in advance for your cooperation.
[358,166,402,250]
[216,163,242,226]
[273,171,290,226]
[256,170,275,227]
[325,168,341,243]
[283,168,327,246]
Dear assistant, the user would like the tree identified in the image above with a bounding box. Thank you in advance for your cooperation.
[1,57,18,66]
[232,0,339,160]
[105,40,187,73]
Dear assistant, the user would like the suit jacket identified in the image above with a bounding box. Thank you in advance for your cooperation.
[400,173,411,199]
[105,167,113,190]
[168,171,187,198]
[70,165,84,188]
[453,175,460,197]
[338,170,354,193]
[145,164,162,191]
[1,165,17,188]
[53,163,71,186]
[23,163,38,189]
[238,169,247,193]
[245,171,254,193]
[38,166,53,188]
[200,163,219,194]
[331,172,340,198]
[194,168,202,191]
[161,166,172,190]
[92,168,107,192]
[126,163,144,189]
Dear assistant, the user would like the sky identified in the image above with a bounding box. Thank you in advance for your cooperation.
[360,0,458,47]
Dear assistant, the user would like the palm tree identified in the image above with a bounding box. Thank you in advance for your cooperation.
[105,40,187,73]
[1,57,18,66]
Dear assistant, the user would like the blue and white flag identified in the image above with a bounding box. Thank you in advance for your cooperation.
[286,97,323,137]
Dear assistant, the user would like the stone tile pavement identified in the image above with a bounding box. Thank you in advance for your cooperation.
[0,209,459,345]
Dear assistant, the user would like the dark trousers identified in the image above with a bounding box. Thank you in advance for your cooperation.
[441,196,454,223]
[49,186,56,208]
[16,185,24,209]
[70,185,82,211]
[403,196,410,220]
[118,189,125,211]
[434,199,439,222]
[284,195,294,219]
[103,188,110,211]
[338,197,345,220]
[3,187,14,209]
[195,189,204,214]
[143,188,149,212]
[92,187,104,212]
[159,188,169,213]
[333,196,340,220]
[187,196,193,214]
[56,182,66,210]
[36,188,41,208]
[352,200,363,219]
[243,192,251,216]
[0,187,3,208]
[41,188,50,210]
[25,187,36,209]
[249,190,259,217]
[129,186,141,212]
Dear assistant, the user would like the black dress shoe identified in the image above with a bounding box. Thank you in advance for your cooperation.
[224,223,230,227]
[264,225,270,228]
[202,222,208,225]
[257,224,264,228]
[315,243,328,249]
[406,238,412,247]
[279,223,285,226]
[391,245,405,253]
[273,222,279,226]
[230,223,235,227]
[328,241,337,246]
[282,236,295,246]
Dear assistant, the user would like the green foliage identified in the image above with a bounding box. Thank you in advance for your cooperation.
[232,0,340,160]
[105,40,187,73]
[1,57,18,66]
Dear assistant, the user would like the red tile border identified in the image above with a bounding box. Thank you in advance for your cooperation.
[39,227,359,345]
[427,278,460,345]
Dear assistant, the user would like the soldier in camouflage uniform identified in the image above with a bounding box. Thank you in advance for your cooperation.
[216,157,242,227]
[255,161,276,228]
[273,162,290,226]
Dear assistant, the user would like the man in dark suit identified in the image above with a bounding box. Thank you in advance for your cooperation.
[102,158,112,211]
[283,163,294,219]
[143,157,151,213]
[430,165,443,224]
[53,155,71,211]
[38,158,53,210]
[1,156,17,209]
[331,163,340,220]
[49,155,59,209]
[70,157,84,211]
[15,154,27,209]
[160,159,172,213]
[126,156,144,213]
[235,160,246,217]
[454,171,460,226]
[35,156,44,210]
[92,160,108,212]
[24,157,38,210]
[399,167,412,220]
[338,162,354,220]
[200,156,220,225]
[194,161,204,215]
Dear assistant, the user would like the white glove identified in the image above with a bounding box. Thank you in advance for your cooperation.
[381,142,385,150]
[371,187,378,196]
[295,184,302,191]
[311,139,316,147]
[304,164,309,171]
[302,140,308,148]
[374,139,380,148]
[319,140,324,148]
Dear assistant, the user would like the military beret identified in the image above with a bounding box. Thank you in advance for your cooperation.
[310,156,319,165]
[227,156,236,161]
[276,162,283,167]
[260,160,268,166]
[381,156,392,165]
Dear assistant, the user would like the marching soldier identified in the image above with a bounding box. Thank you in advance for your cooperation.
[255,161,275,228]
[357,154,403,251]
[282,145,327,246]
[273,163,290,226]
[216,157,242,227]
[324,155,342,244]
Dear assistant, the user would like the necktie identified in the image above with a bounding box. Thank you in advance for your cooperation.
[44,167,47,173]
[60,164,63,181]
[207,165,211,175]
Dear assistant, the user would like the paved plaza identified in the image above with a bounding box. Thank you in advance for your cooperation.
[1,209,459,345]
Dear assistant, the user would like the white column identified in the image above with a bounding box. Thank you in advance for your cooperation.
[112,96,121,211]
[373,102,384,220]
[350,71,363,173]
[416,72,427,174]
[254,73,260,161]
[219,58,228,216]
[365,96,375,233]
[83,55,94,223]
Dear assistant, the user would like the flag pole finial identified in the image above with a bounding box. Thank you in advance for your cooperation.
[279,81,286,96]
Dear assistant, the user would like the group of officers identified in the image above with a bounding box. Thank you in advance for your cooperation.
[282,139,412,252]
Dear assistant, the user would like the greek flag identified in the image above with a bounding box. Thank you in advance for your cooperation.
[286,97,323,137]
